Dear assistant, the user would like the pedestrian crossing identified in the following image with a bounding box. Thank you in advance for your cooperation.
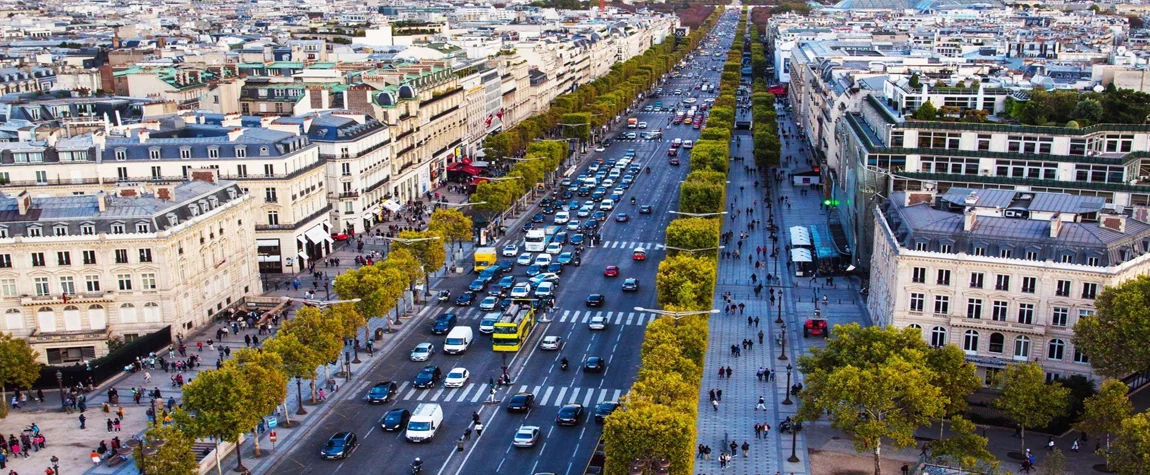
[420,306,660,327]
[391,381,625,407]
[597,240,665,250]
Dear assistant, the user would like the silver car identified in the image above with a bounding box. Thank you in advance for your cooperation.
[410,342,434,361]
[513,426,541,447]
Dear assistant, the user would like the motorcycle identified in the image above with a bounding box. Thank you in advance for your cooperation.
[437,290,451,303]
[560,359,569,371]
[630,197,636,205]
[645,167,651,174]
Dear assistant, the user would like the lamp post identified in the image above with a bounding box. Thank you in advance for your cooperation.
[788,421,801,463]
[634,307,719,326]
[778,322,788,361]
[295,377,307,415]
[55,370,64,411]
[630,455,671,475]
[344,352,351,382]
[783,364,793,405]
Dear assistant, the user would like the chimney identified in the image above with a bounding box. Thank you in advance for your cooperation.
[903,191,935,207]
[96,191,107,212]
[92,131,106,152]
[190,168,218,184]
[963,191,979,207]
[1049,212,1063,238]
[156,187,173,201]
[963,207,978,232]
[227,127,244,142]
[1099,215,1127,234]
[16,191,32,216]
[138,128,150,143]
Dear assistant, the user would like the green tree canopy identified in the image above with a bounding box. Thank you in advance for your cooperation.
[665,217,721,258]
[1109,411,1150,475]
[1076,378,1132,452]
[133,421,198,475]
[428,208,473,248]
[1074,274,1150,378]
[993,362,1072,456]
[179,366,261,473]
[0,333,41,419]
[929,415,998,473]
[655,254,717,311]
[603,404,695,475]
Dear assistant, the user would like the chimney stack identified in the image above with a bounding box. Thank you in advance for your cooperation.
[963,207,978,232]
[16,191,32,216]
[138,128,150,143]
[96,191,107,212]
[227,127,244,142]
[1099,215,1127,234]
[1049,212,1063,238]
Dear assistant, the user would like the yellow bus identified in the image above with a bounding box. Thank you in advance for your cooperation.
[492,304,536,352]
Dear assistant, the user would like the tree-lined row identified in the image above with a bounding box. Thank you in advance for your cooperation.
[602,8,744,475]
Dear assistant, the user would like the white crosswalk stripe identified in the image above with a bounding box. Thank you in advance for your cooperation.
[582,390,595,408]
[551,310,657,327]
[430,388,445,402]
[416,389,429,401]
[582,312,592,324]
[597,389,609,404]
[611,389,622,403]
[540,386,555,406]
[614,312,624,325]
[469,386,485,403]
[457,384,475,402]
[568,388,581,404]
[394,384,627,406]
[625,312,634,325]
[444,387,458,401]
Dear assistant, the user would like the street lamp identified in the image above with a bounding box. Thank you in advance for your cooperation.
[778,322,789,361]
[788,417,801,463]
[634,307,719,325]
[668,210,729,218]
[782,363,793,405]
[55,370,63,411]
[295,376,307,415]
[630,455,671,475]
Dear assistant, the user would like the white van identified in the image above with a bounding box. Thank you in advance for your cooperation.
[554,211,570,224]
[683,140,695,149]
[406,403,444,442]
[443,326,474,354]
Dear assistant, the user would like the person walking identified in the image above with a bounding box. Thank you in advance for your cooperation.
[474,422,483,437]
[741,441,750,457]
[716,389,723,401]
[79,413,87,429]
[712,399,719,411]
[755,396,766,410]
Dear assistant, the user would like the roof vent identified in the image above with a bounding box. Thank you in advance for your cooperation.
[963,191,978,206]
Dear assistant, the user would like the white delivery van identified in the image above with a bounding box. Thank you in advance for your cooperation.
[406,403,444,442]
[443,326,474,354]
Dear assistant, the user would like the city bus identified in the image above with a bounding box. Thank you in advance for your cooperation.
[492,304,536,352]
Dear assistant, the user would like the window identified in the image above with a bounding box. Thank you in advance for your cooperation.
[81,224,95,235]
[1014,336,1031,360]
[235,146,246,158]
[179,148,192,159]
[57,251,71,266]
[967,298,983,319]
[181,166,192,178]
[111,224,125,235]
[34,277,50,296]
[1021,276,1037,294]
[85,275,100,293]
[994,159,1058,180]
[151,166,162,178]
[909,293,925,312]
[0,254,9,268]
[916,242,928,251]
[117,274,132,291]
[149,148,161,160]
[0,279,16,297]
[138,249,152,263]
[1048,339,1065,360]
[27,227,42,237]
[53,225,67,236]
[937,269,951,285]
[1082,283,1098,300]
[59,276,75,295]
[116,167,128,180]
[141,273,156,290]
[934,295,950,314]
[341,163,352,176]
[265,188,278,203]
[114,149,126,161]
[912,267,926,283]
[1025,250,1039,261]
[1000,249,1013,259]
[1087,256,1100,266]
[917,131,962,149]
[969,272,984,288]
[236,164,247,178]
[264,164,275,176]
[930,326,948,347]
[940,244,953,254]
[1051,307,1069,327]
[135,223,149,233]
[1017,303,1035,324]
[1060,253,1075,264]
[992,301,1009,321]
[995,274,1010,291]
[1055,280,1071,297]
[1006,135,1054,154]
[0,228,7,239]
[1074,347,1090,364]
[988,333,1005,354]
[974,246,986,257]
[115,249,128,264]
[1075,164,1124,183]
[267,211,279,226]
[31,252,45,267]
[977,134,991,151]
[208,147,219,159]
[963,330,979,353]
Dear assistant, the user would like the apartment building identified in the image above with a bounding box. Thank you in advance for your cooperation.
[869,188,1150,383]
[298,112,392,236]
[111,67,220,110]
[0,114,331,273]
[458,63,503,158]
[0,179,260,365]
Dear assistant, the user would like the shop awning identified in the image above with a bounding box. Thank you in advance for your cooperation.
[790,226,811,247]
[382,200,402,212]
[258,255,281,262]
[790,248,813,263]
[305,225,330,244]
[297,251,309,261]
[296,235,307,244]
[257,239,279,247]
[769,84,788,95]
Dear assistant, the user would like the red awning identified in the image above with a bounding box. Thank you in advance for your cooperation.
[468,177,491,186]
[459,165,482,175]
[769,84,788,96]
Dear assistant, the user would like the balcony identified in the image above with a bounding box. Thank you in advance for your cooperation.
[28,327,112,344]
[948,316,1047,336]
[255,204,333,232]
[318,139,391,161]
[1,177,102,187]
[20,291,116,306]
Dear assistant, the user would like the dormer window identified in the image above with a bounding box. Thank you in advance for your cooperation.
[149,148,161,160]
[53,225,68,236]
[198,200,210,211]
[167,213,179,227]
[259,147,269,156]
[189,204,200,216]
[0,227,8,238]
[27,226,42,237]
[110,223,125,234]
[235,146,247,158]
[81,224,95,235]
[179,147,192,159]
[115,148,127,161]
[227,188,237,199]
[208,147,220,159]
[208,196,219,208]
[135,223,150,233]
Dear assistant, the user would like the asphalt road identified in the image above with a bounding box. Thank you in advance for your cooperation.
[264,13,740,475]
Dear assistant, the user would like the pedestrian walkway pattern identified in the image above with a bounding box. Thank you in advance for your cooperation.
[387,382,624,407]
[419,306,659,327]
[595,240,665,250]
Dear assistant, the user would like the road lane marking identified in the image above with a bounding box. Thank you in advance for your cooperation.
[625,312,634,325]
[444,388,458,400]
[430,388,444,401]
[613,312,623,325]
[417,389,429,401]
[470,386,485,403]
[457,383,475,402]
[403,388,415,401]
[555,387,568,405]
[519,385,528,393]
[597,389,609,403]
[560,310,570,323]
[568,387,581,404]
[582,390,595,408]
[396,381,410,394]
[540,386,554,406]
[648,314,656,325]
[612,389,622,402]
[532,385,543,396]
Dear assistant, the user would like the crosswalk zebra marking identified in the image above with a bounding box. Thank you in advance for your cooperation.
[555,387,569,405]
[457,384,475,402]
[469,386,485,403]
[582,390,595,408]
[625,313,634,325]
[613,312,623,325]
[568,388,581,404]
[444,388,458,401]
[532,385,543,397]
[612,389,622,402]
[430,388,445,402]
[540,387,555,406]
[519,385,529,393]
[416,389,429,401]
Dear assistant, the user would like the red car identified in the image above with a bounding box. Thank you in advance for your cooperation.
[603,265,619,277]
[804,319,829,338]
[669,158,680,166]
[331,233,350,241]
[667,148,679,156]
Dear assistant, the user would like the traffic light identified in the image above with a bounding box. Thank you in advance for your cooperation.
[823,199,840,206]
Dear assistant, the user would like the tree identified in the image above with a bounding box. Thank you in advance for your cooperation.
[133,421,198,475]
[1076,378,1132,453]
[472,180,514,214]
[688,140,729,174]
[929,416,998,473]
[277,307,343,403]
[629,367,698,413]
[664,218,721,258]
[179,366,261,474]
[994,362,1071,457]
[1072,98,1103,124]
[262,331,322,417]
[913,100,938,120]
[0,333,41,419]
[1038,448,1066,475]
[1128,15,1145,30]
[1074,275,1150,378]
[602,404,696,475]
[655,254,717,311]
[428,208,473,265]
[225,348,287,457]
[926,345,981,438]
[333,262,404,335]
[679,180,725,215]
[1109,411,1150,475]
[326,303,366,361]
[394,230,447,301]
[908,73,922,89]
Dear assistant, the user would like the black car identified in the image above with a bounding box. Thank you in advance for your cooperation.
[506,392,536,412]
[594,402,619,423]
[583,357,606,373]
[432,313,457,335]
[553,231,568,244]
[602,139,613,147]
[320,432,358,460]
[586,294,605,307]
[366,381,398,404]
[556,404,585,426]
[455,291,476,306]
[622,278,639,292]
[639,205,653,214]
[547,262,564,275]
[413,365,442,389]
[379,408,410,431]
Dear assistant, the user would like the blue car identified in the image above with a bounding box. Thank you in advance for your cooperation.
[557,252,574,265]
[571,234,585,246]
[526,264,542,277]
[568,200,580,210]
[455,291,476,306]
[548,262,564,275]
[468,279,486,292]
[553,231,568,244]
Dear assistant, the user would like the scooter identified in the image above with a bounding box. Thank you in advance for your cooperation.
[560,359,569,371]
[437,290,451,303]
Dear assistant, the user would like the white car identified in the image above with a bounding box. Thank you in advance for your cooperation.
[602,179,615,188]
[577,206,593,218]
[502,244,519,257]
[599,200,615,211]
[510,282,532,298]
[535,281,555,297]
[479,296,500,311]
[534,254,552,266]
[589,316,607,330]
[540,336,563,351]
[545,242,563,255]
[529,273,561,286]
[479,313,501,334]
[444,368,470,388]
[554,211,570,224]
[567,220,581,230]
[637,121,648,129]
[513,426,541,448]
[594,145,605,152]
[517,253,534,266]
[410,342,435,361]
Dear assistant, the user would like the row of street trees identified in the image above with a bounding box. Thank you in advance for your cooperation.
[472,141,567,215]
[602,8,740,475]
